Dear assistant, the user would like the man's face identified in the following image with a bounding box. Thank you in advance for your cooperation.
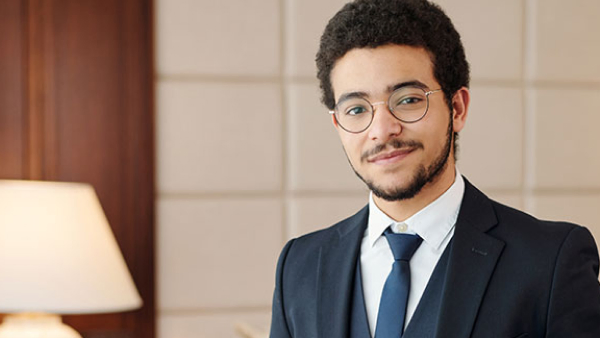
[330,44,463,201]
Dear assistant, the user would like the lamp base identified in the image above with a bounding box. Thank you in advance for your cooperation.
[0,313,82,338]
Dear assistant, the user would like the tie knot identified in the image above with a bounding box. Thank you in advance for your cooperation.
[384,228,423,261]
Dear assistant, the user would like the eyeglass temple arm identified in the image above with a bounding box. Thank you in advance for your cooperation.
[426,89,442,96]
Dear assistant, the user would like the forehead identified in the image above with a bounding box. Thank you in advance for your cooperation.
[330,45,436,101]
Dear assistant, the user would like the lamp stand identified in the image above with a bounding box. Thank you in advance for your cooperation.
[0,313,82,338]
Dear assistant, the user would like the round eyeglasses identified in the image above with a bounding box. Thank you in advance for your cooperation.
[329,86,442,133]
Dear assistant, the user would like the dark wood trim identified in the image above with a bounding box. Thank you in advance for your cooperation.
[122,0,156,336]
[0,0,25,178]
[1,0,156,336]
[23,0,58,180]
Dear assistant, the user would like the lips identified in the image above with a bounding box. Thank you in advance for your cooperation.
[368,148,414,164]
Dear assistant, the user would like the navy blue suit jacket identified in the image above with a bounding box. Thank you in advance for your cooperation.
[270,179,600,337]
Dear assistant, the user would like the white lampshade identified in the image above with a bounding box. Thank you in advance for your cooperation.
[0,180,142,314]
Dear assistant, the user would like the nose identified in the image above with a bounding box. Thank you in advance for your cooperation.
[367,103,402,141]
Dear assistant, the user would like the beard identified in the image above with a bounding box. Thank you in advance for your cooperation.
[349,118,453,202]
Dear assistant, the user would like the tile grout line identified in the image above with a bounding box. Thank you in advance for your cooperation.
[279,0,290,246]
[159,306,273,316]
[159,190,371,199]
[156,187,600,200]
[519,0,528,208]
[155,74,600,88]
[156,74,281,83]
[523,0,537,214]
[519,0,528,211]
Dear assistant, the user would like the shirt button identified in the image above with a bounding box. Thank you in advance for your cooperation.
[397,224,407,232]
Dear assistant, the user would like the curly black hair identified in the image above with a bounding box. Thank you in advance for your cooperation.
[316,0,470,111]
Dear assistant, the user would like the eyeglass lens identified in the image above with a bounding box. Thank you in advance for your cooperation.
[334,86,431,133]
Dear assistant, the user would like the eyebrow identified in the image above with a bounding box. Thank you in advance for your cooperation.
[388,80,429,92]
[336,80,430,104]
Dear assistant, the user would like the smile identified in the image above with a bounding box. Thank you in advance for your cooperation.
[367,148,415,165]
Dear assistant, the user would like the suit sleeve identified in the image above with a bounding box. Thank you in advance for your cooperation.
[270,240,294,338]
[546,226,600,337]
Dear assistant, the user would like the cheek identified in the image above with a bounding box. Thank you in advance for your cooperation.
[421,111,451,138]
[339,134,363,160]
[405,121,449,155]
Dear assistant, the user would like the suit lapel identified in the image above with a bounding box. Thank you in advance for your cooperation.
[318,206,368,338]
[436,179,506,337]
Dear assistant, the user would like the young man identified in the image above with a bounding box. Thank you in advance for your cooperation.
[270,1,600,337]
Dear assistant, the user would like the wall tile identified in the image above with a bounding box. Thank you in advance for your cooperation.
[284,0,348,77]
[287,82,366,192]
[287,194,367,238]
[533,88,600,189]
[530,193,600,249]
[157,81,282,193]
[158,198,283,310]
[532,0,600,82]
[159,311,270,338]
[434,0,523,81]
[156,0,280,76]
[458,86,523,190]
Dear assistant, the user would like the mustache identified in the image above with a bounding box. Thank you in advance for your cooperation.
[361,139,424,162]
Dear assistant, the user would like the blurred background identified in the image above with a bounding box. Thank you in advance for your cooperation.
[1,0,600,337]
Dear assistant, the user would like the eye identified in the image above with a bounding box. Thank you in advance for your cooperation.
[344,105,369,116]
[395,95,424,106]
[390,88,428,112]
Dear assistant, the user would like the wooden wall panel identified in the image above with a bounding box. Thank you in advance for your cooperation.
[0,0,155,337]
[0,0,25,178]
[50,1,156,337]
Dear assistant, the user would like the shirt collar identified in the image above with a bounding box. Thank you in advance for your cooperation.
[367,168,465,250]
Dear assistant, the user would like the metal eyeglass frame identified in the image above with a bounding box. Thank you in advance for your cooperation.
[329,87,442,133]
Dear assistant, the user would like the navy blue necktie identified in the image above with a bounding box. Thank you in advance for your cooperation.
[374,228,423,338]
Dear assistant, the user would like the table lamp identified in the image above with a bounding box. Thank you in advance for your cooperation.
[0,180,142,338]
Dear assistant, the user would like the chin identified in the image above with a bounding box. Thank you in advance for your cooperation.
[357,164,433,202]
[373,182,424,201]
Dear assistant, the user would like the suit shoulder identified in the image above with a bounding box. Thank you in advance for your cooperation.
[289,204,368,249]
[275,205,368,272]
[274,205,368,289]
[488,199,593,251]
[480,197,599,287]
[491,199,580,233]
[463,178,584,238]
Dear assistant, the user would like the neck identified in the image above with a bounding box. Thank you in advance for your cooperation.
[373,164,457,222]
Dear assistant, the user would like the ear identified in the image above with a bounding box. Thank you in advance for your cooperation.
[331,113,339,128]
[451,87,470,133]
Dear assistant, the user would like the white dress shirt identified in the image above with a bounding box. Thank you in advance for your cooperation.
[360,169,465,336]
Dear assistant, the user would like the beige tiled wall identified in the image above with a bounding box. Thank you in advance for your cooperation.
[156,0,600,337]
